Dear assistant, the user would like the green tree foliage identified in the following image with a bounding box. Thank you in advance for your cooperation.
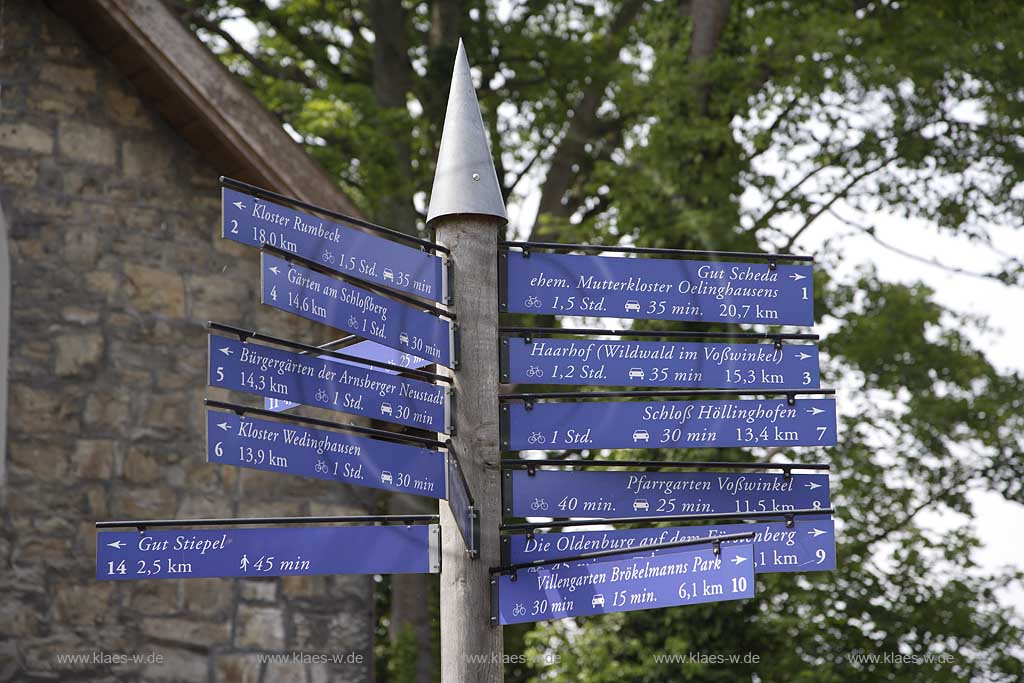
[176,0,1024,679]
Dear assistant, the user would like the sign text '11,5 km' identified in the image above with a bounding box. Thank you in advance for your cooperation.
[506,469,831,518]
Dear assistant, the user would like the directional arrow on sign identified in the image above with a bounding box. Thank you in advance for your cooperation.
[809,528,828,538]
[805,481,823,490]
[232,201,246,211]
[268,266,280,275]
[219,347,233,356]
[790,273,807,281]
[731,554,748,565]
[107,541,125,549]
[217,421,230,432]
[806,407,825,415]
[797,352,813,360]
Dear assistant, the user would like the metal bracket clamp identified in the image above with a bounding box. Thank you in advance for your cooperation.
[443,256,454,306]
[489,576,500,626]
[498,250,509,312]
[450,323,461,370]
[501,470,514,516]
[498,337,511,383]
[785,513,795,529]
[712,539,722,557]
[786,393,797,407]
[499,404,511,450]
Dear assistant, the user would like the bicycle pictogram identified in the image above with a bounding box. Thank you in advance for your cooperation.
[526,365,543,378]
[512,603,526,617]
[530,498,549,512]
[524,295,542,308]
[527,432,546,445]
[315,389,329,402]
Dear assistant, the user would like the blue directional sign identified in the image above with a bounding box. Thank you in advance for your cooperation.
[494,542,754,625]
[503,251,813,326]
[447,452,479,557]
[223,187,446,302]
[262,253,454,368]
[97,524,440,580]
[502,397,836,451]
[209,335,450,433]
[506,518,836,574]
[265,340,431,413]
[504,337,820,388]
[206,409,447,499]
[506,469,830,518]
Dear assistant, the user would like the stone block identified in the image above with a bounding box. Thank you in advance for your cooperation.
[63,228,102,267]
[71,439,115,479]
[186,273,252,322]
[0,156,39,187]
[39,62,96,90]
[104,82,152,129]
[240,579,277,603]
[214,654,262,683]
[183,579,232,618]
[54,330,105,377]
[109,486,176,519]
[122,447,161,483]
[52,581,115,625]
[124,264,186,317]
[9,384,78,434]
[128,581,181,616]
[0,122,53,154]
[8,440,68,479]
[144,647,208,682]
[235,604,285,650]
[59,121,117,166]
[141,617,230,647]
[264,661,306,683]
[123,138,173,178]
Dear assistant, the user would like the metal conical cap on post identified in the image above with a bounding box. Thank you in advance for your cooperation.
[426,40,507,226]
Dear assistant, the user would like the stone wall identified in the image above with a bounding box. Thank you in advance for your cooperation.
[0,2,377,681]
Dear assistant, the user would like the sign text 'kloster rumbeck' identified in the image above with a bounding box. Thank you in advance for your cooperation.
[223,187,445,302]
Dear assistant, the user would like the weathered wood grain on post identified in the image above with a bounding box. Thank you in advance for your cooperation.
[428,39,509,683]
